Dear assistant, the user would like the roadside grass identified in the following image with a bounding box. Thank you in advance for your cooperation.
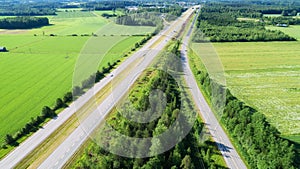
[192,41,300,136]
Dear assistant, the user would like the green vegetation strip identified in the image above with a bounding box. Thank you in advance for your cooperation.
[71,42,227,168]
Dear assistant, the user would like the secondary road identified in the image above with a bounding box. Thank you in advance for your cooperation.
[181,7,247,169]
[37,7,197,169]
[0,7,195,169]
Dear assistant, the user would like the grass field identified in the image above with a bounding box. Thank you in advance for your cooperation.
[0,10,155,146]
[192,41,300,136]
[266,25,300,40]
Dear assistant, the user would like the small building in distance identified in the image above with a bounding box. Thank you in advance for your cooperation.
[0,46,7,52]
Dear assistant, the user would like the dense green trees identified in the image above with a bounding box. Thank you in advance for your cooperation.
[205,0,300,16]
[116,12,162,27]
[0,7,55,16]
[73,42,226,169]
[91,1,138,11]
[0,0,56,16]
[139,5,186,18]
[265,16,300,25]
[0,17,49,29]
[222,91,296,168]
[5,134,15,146]
[193,3,296,42]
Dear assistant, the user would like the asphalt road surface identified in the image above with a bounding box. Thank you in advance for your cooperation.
[180,7,247,169]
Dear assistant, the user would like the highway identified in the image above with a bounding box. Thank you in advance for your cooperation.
[0,6,247,169]
[36,7,196,169]
[0,7,195,169]
[180,7,247,169]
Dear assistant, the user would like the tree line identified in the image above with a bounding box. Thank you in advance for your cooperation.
[0,1,56,16]
[73,42,226,169]
[205,0,300,15]
[0,17,49,29]
[264,16,300,26]
[115,12,164,35]
[138,5,186,17]
[188,50,298,169]
[87,1,138,11]
[193,4,296,42]
[116,12,161,27]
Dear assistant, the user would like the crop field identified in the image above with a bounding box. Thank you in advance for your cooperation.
[192,42,300,136]
[0,10,154,146]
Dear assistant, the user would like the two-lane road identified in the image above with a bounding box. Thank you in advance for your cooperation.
[180,7,247,169]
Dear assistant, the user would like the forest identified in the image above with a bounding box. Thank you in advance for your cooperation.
[138,5,186,17]
[116,4,185,26]
[189,51,298,168]
[116,13,161,27]
[73,42,226,169]
[193,3,297,42]
[0,1,56,16]
[0,17,49,29]
[264,16,300,26]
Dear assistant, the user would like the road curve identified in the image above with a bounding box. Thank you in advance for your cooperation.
[180,7,247,169]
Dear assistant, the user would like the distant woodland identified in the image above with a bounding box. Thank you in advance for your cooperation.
[193,2,298,42]
[0,17,49,29]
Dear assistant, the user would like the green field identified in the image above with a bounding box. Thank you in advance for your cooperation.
[192,42,300,136]
[266,25,300,40]
[0,10,155,146]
